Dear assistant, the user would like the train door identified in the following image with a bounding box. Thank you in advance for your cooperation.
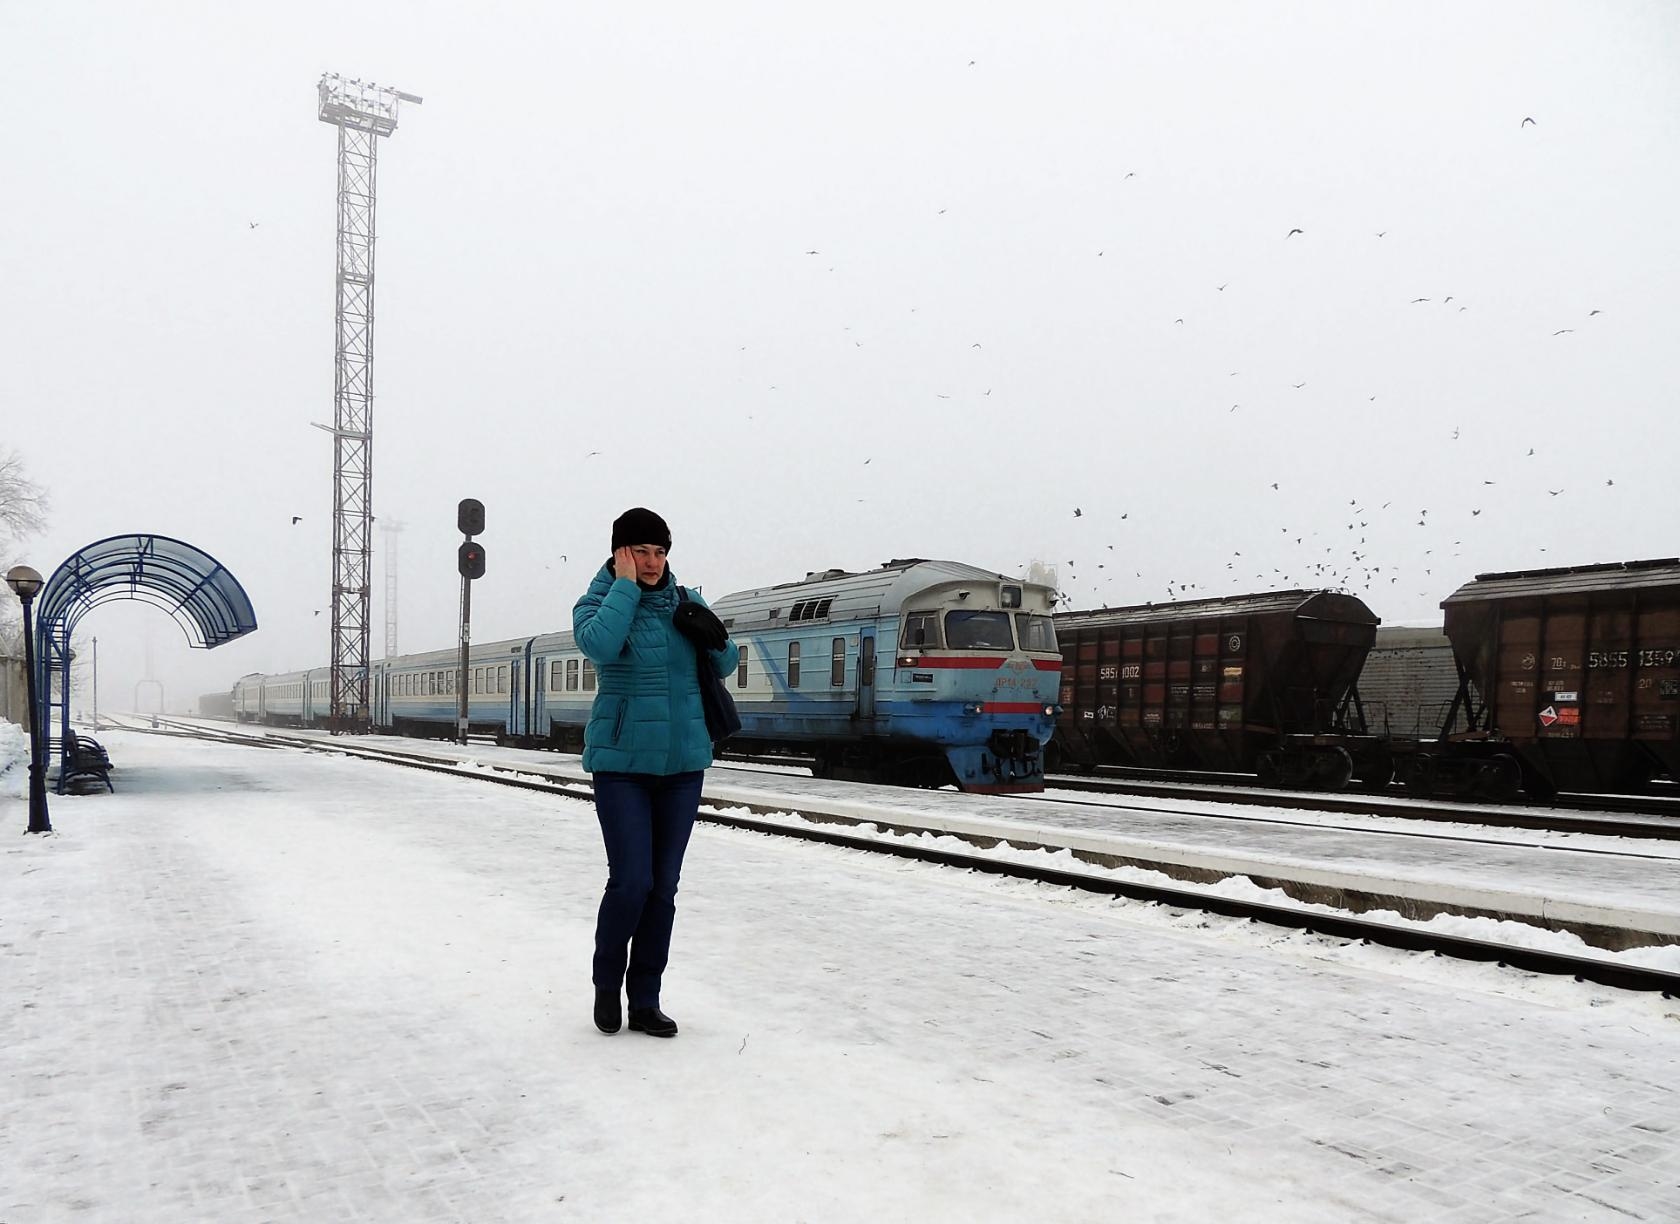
[856,629,877,720]
[508,652,523,736]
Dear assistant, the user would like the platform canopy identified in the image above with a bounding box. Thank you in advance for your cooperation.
[37,533,258,647]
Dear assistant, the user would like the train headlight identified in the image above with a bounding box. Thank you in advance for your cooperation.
[1043,704,1056,717]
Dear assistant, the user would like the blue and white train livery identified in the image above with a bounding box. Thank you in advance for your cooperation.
[231,558,1061,793]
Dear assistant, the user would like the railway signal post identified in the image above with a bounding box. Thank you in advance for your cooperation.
[456,500,485,746]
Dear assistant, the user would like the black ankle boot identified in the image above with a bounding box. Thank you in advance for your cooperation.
[627,1007,678,1038]
[594,988,621,1034]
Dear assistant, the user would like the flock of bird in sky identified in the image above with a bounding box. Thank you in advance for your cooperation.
[261,111,1619,619]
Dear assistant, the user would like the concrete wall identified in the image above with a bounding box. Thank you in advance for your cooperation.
[1,654,28,727]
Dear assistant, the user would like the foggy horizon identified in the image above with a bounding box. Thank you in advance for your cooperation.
[3,2,1676,713]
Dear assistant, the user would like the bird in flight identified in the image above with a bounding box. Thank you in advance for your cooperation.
[1548,489,1563,496]
[1271,483,1280,490]
[1588,309,1602,316]
[1375,231,1387,238]
[1472,509,1482,517]
[1216,283,1227,291]
[314,610,322,617]
[1292,382,1306,389]
[1411,298,1430,304]
[1073,508,1082,517]
[804,250,819,255]
[291,516,302,525]
[1286,228,1303,238]
[1521,117,1536,127]
[1605,479,1614,487]
[248,221,260,229]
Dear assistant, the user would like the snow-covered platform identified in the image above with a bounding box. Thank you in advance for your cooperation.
[4,729,1679,1222]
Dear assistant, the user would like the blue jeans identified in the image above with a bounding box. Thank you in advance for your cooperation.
[591,770,705,1010]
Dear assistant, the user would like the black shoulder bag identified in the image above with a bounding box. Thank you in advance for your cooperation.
[677,587,742,746]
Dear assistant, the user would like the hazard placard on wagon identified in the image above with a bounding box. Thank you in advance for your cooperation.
[1538,704,1580,728]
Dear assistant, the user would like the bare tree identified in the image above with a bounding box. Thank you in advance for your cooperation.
[1,448,50,656]
[0,448,48,543]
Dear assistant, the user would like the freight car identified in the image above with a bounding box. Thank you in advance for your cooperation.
[1051,590,1387,789]
[228,558,1062,793]
[1397,558,1680,800]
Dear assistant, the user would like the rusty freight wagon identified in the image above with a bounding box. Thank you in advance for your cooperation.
[1425,559,1680,798]
[1052,590,1385,788]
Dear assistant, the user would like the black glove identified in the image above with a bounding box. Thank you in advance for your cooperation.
[674,600,728,652]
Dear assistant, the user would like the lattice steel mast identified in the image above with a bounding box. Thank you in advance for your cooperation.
[315,74,421,731]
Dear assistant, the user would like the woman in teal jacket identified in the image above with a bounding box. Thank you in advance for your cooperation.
[573,507,739,1039]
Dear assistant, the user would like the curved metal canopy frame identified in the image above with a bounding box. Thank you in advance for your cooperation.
[33,534,258,791]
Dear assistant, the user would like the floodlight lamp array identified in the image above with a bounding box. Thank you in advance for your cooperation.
[317,73,423,135]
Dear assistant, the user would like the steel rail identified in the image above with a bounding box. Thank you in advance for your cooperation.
[1045,773,1680,841]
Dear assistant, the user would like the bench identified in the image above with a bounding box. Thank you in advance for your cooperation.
[62,730,115,794]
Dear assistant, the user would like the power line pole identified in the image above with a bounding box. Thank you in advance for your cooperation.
[315,73,422,733]
[381,517,405,658]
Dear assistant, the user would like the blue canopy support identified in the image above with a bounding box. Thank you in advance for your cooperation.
[32,534,259,791]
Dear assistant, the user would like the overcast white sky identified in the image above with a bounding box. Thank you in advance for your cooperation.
[2,1,1676,710]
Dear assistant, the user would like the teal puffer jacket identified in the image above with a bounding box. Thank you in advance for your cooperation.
[573,563,741,775]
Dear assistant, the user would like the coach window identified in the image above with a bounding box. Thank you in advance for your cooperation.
[899,611,941,651]
[737,645,749,689]
[787,641,801,688]
[945,610,1014,650]
[566,658,579,691]
[550,660,561,690]
[831,637,845,686]
[860,637,875,686]
[498,665,508,694]
[582,659,596,691]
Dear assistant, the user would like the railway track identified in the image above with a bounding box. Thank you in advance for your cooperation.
[1048,764,1680,823]
[1043,773,1680,842]
[108,716,1680,998]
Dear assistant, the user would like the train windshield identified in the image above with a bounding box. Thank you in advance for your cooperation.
[1014,614,1057,652]
[900,611,943,650]
[945,610,1015,650]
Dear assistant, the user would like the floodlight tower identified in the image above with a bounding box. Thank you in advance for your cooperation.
[316,73,421,732]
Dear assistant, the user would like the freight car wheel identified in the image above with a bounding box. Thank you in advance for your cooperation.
[1402,754,1439,797]
[1355,755,1394,789]
[1310,746,1355,791]
[1475,754,1523,803]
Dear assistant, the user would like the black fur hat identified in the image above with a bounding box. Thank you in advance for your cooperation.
[611,507,671,552]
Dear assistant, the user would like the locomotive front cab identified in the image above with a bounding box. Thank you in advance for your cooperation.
[894,578,1062,791]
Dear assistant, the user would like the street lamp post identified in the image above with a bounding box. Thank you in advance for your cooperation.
[6,565,52,834]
